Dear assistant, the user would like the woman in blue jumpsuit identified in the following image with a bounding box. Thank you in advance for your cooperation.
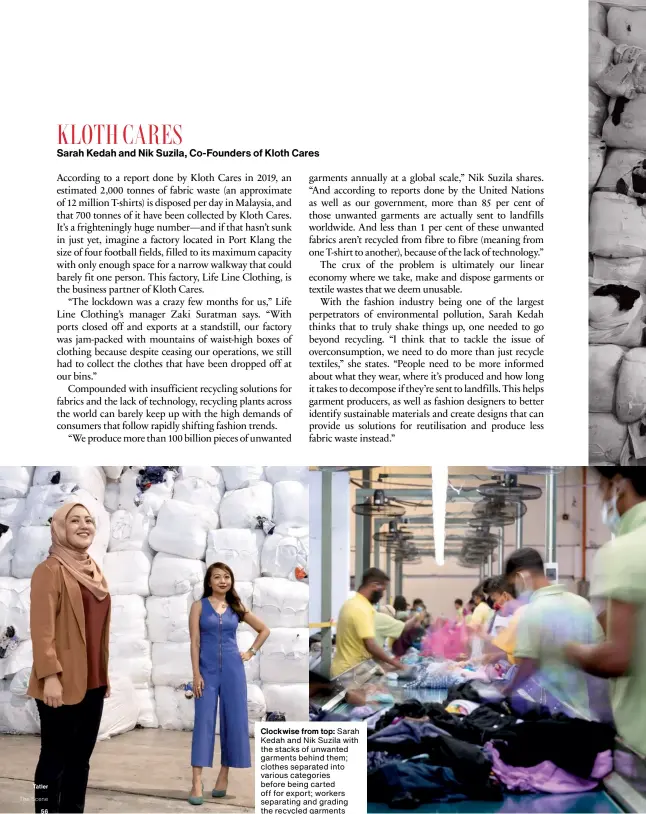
[188,562,270,804]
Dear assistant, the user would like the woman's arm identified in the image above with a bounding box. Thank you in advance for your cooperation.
[189,601,203,697]
[30,563,62,680]
[240,611,270,659]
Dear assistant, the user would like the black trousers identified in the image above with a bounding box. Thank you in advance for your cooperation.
[34,686,106,813]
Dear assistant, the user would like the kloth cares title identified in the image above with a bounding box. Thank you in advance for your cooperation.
[57,124,319,158]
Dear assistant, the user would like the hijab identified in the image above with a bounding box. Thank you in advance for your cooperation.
[49,503,109,601]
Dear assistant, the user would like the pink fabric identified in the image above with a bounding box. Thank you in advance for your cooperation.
[486,744,613,794]
[421,621,468,660]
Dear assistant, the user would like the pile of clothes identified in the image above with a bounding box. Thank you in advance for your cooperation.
[366,680,615,809]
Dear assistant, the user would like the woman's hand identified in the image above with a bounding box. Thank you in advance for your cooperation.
[240,650,254,662]
[105,680,111,699]
[43,675,63,708]
[193,674,204,699]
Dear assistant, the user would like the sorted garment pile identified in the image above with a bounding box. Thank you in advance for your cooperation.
[589,3,646,463]
[0,466,309,738]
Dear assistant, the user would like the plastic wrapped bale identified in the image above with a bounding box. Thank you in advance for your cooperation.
[102,550,152,596]
[119,467,176,516]
[235,581,255,633]
[616,348,646,423]
[590,192,646,257]
[135,687,158,728]
[589,413,629,464]
[206,529,263,581]
[247,682,266,736]
[110,595,147,640]
[103,466,125,480]
[261,525,308,580]
[146,594,192,643]
[589,1,607,35]
[264,467,309,485]
[219,466,265,491]
[597,149,646,192]
[252,578,308,628]
[97,674,139,740]
[0,528,13,577]
[108,637,153,688]
[589,87,608,139]
[589,139,607,192]
[149,500,216,560]
[261,683,308,722]
[589,345,624,413]
[0,468,33,500]
[0,639,33,680]
[109,508,155,554]
[0,577,31,641]
[151,642,192,686]
[608,7,646,50]
[236,630,261,682]
[11,525,52,579]
[154,685,195,730]
[33,467,106,502]
[591,255,646,288]
[149,552,206,597]
[0,690,39,734]
[604,96,646,151]
[273,482,309,526]
[589,278,646,347]
[8,666,31,696]
[104,483,120,513]
[219,482,273,530]
[259,628,308,684]
[590,31,616,87]
[174,467,225,511]
[0,498,25,530]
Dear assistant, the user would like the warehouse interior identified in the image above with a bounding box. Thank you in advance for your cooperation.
[309,466,646,814]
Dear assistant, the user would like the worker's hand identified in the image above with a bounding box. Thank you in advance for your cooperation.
[392,659,406,671]
[43,674,64,708]
[193,673,204,699]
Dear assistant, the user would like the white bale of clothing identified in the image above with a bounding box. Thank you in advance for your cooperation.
[219,482,273,529]
[102,551,151,596]
[154,686,195,730]
[109,638,153,687]
[33,467,106,502]
[206,528,263,581]
[597,149,646,192]
[0,639,32,680]
[589,138,607,191]
[118,468,175,516]
[589,413,629,464]
[219,466,266,491]
[236,580,254,633]
[608,7,646,50]
[149,500,217,560]
[261,525,309,580]
[174,467,225,511]
[589,345,624,413]
[261,682,308,722]
[0,529,13,577]
[0,577,30,641]
[109,508,155,554]
[149,552,206,597]
[11,526,52,579]
[247,682,267,736]
[590,192,646,257]
[264,467,309,485]
[8,666,31,696]
[589,278,646,347]
[259,628,308,684]
[109,594,147,640]
[589,1,606,35]
[252,578,308,628]
[236,630,261,682]
[103,467,125,480]
[146,594,192,643]
[590,31,615,86]
[272,481,309,526]
[589,86,608,139]
[616,348,646,422]
[151,642,192,687]
[604,96,646,151]
[135,687,159,728]
[104,483,120,513]
[0,468,33,500]
[97,674,139,740]
[591,255,646,288]
[0,690,39,734]
[0,498,25,530]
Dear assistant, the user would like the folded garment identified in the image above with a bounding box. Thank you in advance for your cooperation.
[349,705,375,720]
[368,720,448,750]
[445,700,481,716]
[486,744,613,793]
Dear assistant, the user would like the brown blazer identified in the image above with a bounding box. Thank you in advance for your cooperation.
[27,557,111,706]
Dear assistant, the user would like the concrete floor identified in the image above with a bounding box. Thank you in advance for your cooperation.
[0,729,254,813]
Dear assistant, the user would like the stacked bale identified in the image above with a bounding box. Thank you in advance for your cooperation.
[589,3,646,462]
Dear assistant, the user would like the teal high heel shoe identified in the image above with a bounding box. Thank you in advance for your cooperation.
[211,786,227,798]
[188,782,204,805]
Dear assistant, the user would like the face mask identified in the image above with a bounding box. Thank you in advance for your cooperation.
[369,589,384,605]
[493,602,501,611]
[601,493,621,535]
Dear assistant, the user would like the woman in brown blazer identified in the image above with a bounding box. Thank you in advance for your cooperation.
[27,502,111,814]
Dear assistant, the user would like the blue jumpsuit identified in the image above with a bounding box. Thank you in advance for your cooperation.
[191,600,251,768]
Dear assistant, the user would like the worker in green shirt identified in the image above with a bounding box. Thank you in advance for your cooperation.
[565,467,646,756]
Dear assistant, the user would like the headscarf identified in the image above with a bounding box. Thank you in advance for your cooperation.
[48,503,109,601]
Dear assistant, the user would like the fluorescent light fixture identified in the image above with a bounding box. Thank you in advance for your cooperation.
[432,465,448,566]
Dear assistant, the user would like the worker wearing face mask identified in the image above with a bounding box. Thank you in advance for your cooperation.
[565,468,646,754]
[331,568,406,677]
